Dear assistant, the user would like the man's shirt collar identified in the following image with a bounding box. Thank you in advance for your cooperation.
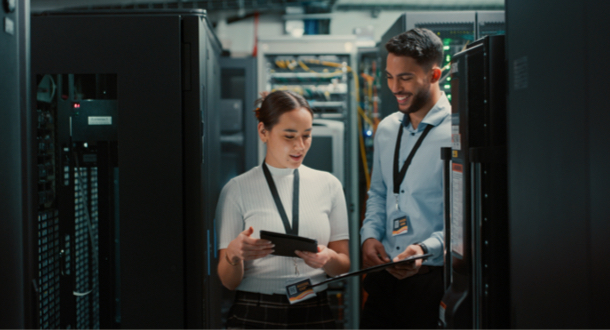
[402,92,451,131]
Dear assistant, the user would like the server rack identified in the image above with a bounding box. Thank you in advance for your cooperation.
[439,35,508,329]
[219,57,259,188]
[355,51,381,313]
[0,0,31,328]
[356,46,380,203]
[257,36,360,329]
[31,9,222,328]
[378,11,505,120]
[476,11,505,38]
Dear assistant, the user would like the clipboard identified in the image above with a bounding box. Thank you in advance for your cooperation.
[308,253,433,288]
[260,230,318,257]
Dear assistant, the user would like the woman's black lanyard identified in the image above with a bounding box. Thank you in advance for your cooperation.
[262,161,299,235]
[393,115,434,210]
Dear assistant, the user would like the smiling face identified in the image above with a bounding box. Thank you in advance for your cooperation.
[259,107,313,169]
[386,53,437,115]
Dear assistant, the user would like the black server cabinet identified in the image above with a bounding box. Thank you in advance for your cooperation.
[31,9,221,328]
[200,20,224,329]
[0,0,31,328]
[506,0,610,328]
[440,35,508,329]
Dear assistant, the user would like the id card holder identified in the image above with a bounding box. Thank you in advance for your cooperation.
[390,209,409,236]
[285,278,316,304]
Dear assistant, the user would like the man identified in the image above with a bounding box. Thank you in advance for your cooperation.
[360,28,451,329]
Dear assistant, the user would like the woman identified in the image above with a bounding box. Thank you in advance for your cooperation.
[216,90,350,329]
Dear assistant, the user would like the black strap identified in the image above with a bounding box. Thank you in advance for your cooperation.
[262,161,299,235]
[393,116,434,195]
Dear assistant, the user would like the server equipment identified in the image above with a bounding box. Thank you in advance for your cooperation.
[257,35,360,328]
[378,11,505,120]
[477,11,505,38]
[303,119,345,185]
[506,0,610,328]
[31,9,222,328]
[219,57,259,188]
[439,35,508,329]
[0,0,32,328]
[356,46,380,199]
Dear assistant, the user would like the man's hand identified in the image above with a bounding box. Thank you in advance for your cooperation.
[386,244,424,280]
[225,227,274,264]
[362,238,390,268]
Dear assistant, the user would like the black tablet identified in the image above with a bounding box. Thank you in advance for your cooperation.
[260,230,318,257]
[309,253,433,288]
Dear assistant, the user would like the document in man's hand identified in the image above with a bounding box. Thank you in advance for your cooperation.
[260,230,318,257]
[308,253,433,288]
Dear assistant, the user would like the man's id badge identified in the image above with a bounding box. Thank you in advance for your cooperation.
[285,278,316,304]
[390,209,409,236]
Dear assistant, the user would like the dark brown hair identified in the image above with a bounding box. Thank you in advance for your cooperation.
[385,28,444,69]
[254,90,313,130]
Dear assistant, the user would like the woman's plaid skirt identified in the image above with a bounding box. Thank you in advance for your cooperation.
[226,290,337,329]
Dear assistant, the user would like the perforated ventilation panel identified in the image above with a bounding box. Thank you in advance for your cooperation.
[74,167,100,329]
[38,210,61,329]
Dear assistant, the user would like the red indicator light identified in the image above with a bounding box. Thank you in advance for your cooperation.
[73,103,81,109]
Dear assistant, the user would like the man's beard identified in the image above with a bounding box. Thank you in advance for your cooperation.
[400,85,431,114]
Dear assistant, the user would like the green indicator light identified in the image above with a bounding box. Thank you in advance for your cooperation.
[445,84,451,90]
[443,46,450,50]
[446,77,451,82]
[448,94,452,101]
[443,38,452,45]
[446,55,451,62]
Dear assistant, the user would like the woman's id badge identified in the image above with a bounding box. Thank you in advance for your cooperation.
[285,278,316,304]
[390,209,409,236]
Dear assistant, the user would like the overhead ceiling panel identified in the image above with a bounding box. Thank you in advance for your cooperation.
[32,0,335,12]
[334,0,504,10]
[32,0,502,13]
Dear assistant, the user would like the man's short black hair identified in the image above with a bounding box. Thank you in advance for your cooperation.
[385,28,444,69]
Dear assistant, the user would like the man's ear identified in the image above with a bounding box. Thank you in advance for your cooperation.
[430,67,442,83]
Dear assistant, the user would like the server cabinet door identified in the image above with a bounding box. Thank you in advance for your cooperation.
[32,13,186,328]
[0,1,26,327]
[506,0,610,328]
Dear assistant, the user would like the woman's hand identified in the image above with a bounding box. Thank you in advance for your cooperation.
[295,240,350,277]
[219,227,273,291]
[295,245,332,269]
[225,227,274,264]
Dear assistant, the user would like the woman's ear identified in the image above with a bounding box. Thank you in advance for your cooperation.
[258,122,268,143]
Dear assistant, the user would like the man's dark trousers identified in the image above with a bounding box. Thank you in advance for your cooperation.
[360,266,444,329]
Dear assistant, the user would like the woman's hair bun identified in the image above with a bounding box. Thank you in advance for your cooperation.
[253,91,269,121]
[254,90,313,130]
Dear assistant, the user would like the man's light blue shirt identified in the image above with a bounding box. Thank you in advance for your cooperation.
[360,93,451,266]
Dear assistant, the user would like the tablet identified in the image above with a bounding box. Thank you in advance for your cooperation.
[309,253,433,288]
[260,230,318,257]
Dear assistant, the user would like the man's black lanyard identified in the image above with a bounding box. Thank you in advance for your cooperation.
[393,115,434,197]
[262,161,299,235]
